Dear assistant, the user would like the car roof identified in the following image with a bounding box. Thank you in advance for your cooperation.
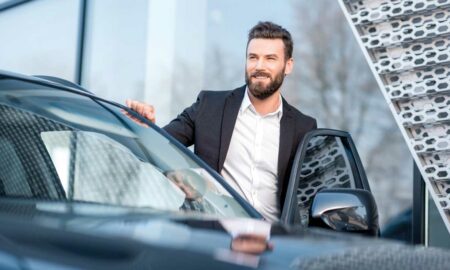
[0,69,126,112]
[33,75,92,93]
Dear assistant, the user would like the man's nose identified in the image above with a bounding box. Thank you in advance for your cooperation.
[255,59,266,70]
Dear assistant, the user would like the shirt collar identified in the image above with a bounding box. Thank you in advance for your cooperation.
[240,87,283,119]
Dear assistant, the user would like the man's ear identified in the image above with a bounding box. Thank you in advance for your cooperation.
[284,58,294,76]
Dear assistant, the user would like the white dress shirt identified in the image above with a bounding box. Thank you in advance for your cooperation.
[220,88,282,222]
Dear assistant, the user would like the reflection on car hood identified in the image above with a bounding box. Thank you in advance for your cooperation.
[0,199,449,269]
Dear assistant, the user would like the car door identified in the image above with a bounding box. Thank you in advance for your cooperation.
[281,128,371,226]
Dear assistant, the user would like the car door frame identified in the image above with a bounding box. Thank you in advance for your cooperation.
[281,128,371,225]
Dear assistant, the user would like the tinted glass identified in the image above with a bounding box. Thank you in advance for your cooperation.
[0,78,250,219]
[0,0,79,81]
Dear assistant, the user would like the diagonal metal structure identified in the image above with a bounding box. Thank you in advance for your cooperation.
[0,0,31,12]
[339,0,450,234]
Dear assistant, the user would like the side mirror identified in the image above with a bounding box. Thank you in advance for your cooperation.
[309,188,379,236]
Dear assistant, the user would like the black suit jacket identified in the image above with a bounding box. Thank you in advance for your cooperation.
[163,85,317,211]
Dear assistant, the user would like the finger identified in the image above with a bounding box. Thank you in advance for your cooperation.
[136,103,145,116]
[131,101,140,111]
[144,111,153,120]
[124,100,156,123]
[144,106,155,121]
[127,99,137,109]
[121,109,149,128]
[143,104,154,114]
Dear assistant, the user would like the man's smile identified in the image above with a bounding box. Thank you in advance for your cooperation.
[253,76,270,80]
[251,72,271,81]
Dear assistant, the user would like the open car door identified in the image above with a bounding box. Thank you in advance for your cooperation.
[281,129,377,235]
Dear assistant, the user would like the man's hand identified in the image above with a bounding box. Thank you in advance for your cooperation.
[125,99,156,123]
[231,234,273,254]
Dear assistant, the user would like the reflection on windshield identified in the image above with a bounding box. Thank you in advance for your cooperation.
[41,130,248,219]
[166,169,215,212]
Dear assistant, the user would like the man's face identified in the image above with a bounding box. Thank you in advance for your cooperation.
[245,38,293,100]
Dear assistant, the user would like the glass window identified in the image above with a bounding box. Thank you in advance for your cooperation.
[427,191,450,249]
[0,0,79,81]
[0,138,32,197]
[82,0,148,104]
[0,104,65,199]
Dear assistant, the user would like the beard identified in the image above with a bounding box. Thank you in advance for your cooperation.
[245,68,285,100]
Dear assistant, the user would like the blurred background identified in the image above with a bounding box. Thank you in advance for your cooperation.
[0,0,413,228]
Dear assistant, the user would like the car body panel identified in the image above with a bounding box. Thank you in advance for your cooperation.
[0,198,449,269]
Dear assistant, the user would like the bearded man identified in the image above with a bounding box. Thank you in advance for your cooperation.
[126,21,317,222]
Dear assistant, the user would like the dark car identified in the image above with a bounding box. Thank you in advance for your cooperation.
[0,70,448,269]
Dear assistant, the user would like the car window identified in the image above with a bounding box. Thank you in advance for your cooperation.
[296,135,356,224]
[0,137,32,197]
[0,79,251,219]
[0,104,64,199]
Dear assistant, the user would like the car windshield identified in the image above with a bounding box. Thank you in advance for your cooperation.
[0,77,251,219]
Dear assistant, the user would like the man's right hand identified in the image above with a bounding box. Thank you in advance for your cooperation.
[125,99,156,123]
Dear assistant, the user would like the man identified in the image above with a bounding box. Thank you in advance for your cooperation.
[127,21,317,222]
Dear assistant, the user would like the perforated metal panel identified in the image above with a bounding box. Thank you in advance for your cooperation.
[339,0,450,233]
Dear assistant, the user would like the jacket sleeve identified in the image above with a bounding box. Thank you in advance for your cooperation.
[162,91,205,146]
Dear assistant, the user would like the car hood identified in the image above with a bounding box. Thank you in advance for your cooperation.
[0,199,449,269]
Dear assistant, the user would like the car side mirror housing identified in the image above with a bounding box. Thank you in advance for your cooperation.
[309,188,379,236]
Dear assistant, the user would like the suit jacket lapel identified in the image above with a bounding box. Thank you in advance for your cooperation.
[218,86,246,172]
[277,99,295,199]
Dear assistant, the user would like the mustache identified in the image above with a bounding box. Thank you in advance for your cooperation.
[250,71,271,78]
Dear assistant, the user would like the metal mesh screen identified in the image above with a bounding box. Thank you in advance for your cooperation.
[339,0,450,232]
[0,104,68,199]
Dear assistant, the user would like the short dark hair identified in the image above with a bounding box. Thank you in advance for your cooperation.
[247,21,293,60]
